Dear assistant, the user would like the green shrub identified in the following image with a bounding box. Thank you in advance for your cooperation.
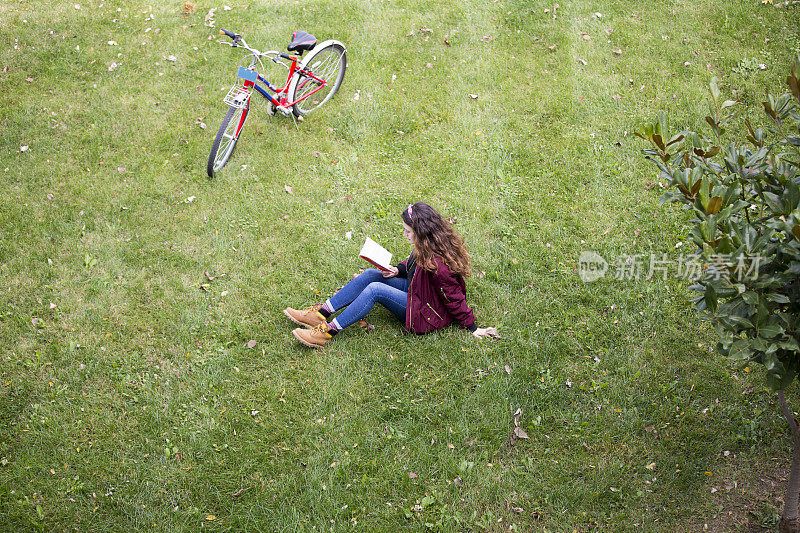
[638,56,800,531]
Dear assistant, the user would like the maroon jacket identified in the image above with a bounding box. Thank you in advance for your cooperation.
[398,256,476,334]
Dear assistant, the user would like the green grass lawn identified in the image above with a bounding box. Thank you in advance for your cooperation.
[2,0,800,530]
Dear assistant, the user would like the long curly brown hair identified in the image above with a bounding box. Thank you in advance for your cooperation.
[401,202,471,277]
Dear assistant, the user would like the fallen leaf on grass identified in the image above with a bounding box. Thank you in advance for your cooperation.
[25,77,34,82]
[19,145,29,152]
[454,476,464,487]
[581,32,591,40]
[480,35,493,43]
[117,167,126,173]
[108,62,118,72]
[246,339,257,349]
[468,94,478,99]
[204,271,226,281]
[504,364,511,375]
[182,1,196,14]
[199,284,210,291]
[284,185,293,195]
[357,319,375,331]
[613,49,622,55]
[204,7,217,27]
[232,487,246,497]
[167,55,177,62]
[407,472,418,479]
[577,58,588,66]
[513,427,529,439]
[443,38,451,46]
[183,196,196,203]
[548,44,557,51]
[646,462,656,470]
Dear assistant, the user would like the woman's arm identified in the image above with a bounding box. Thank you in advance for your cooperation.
[433,265,476,329]
[396,259,408,278]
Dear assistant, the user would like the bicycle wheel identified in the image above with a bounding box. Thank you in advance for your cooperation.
[289,41,346,117]
[207,104,249,177]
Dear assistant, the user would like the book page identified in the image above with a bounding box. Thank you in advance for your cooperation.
[359,237,393,271]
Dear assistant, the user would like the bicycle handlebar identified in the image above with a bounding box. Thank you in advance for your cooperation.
[278,52,300,62]
[219,28,238,40]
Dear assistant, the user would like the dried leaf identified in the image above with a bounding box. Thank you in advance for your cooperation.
[246,339,257,349]
[480,35,493,43]
[513,427,529,439]
[357,319,375,331]
[284,185,293,195]
[577,58,588,66]
[646,462,656,470]
[581,32,591,40]
[504,364,511,375]
[232,487,245,497]
[613,49,622,55]
[182,1,196,14]
[167,55,177,62]
[407,472,418,479]
[199,284,210,291]
[19,145,29,152]
[468,94,478,100]
[454,476,464,487]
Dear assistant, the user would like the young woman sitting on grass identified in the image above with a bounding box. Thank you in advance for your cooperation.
[284,201,499,348]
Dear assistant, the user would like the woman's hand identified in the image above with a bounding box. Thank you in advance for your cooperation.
[382,266,399,278]
[472,327,500,339]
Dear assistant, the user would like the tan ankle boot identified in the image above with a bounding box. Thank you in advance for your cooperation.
[292,323,333,348]
[283,305,326,328]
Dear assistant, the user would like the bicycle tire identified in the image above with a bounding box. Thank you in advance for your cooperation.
[207,104,249,177]
[289,41,347,117]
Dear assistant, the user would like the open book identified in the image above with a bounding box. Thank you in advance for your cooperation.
[359,237,393,272]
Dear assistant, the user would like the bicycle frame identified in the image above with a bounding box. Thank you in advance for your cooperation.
[240,53,328,109]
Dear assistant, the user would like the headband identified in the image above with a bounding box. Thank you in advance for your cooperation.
[407,204,413,220]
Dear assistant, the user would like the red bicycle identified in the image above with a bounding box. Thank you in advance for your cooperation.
[207,29,347,177]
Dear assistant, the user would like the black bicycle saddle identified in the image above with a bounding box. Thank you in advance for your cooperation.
[288,31,317,53]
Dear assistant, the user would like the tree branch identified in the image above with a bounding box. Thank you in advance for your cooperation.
[780,390,799,435]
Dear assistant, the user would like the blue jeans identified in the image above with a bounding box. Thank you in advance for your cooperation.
[328,269,409,329]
